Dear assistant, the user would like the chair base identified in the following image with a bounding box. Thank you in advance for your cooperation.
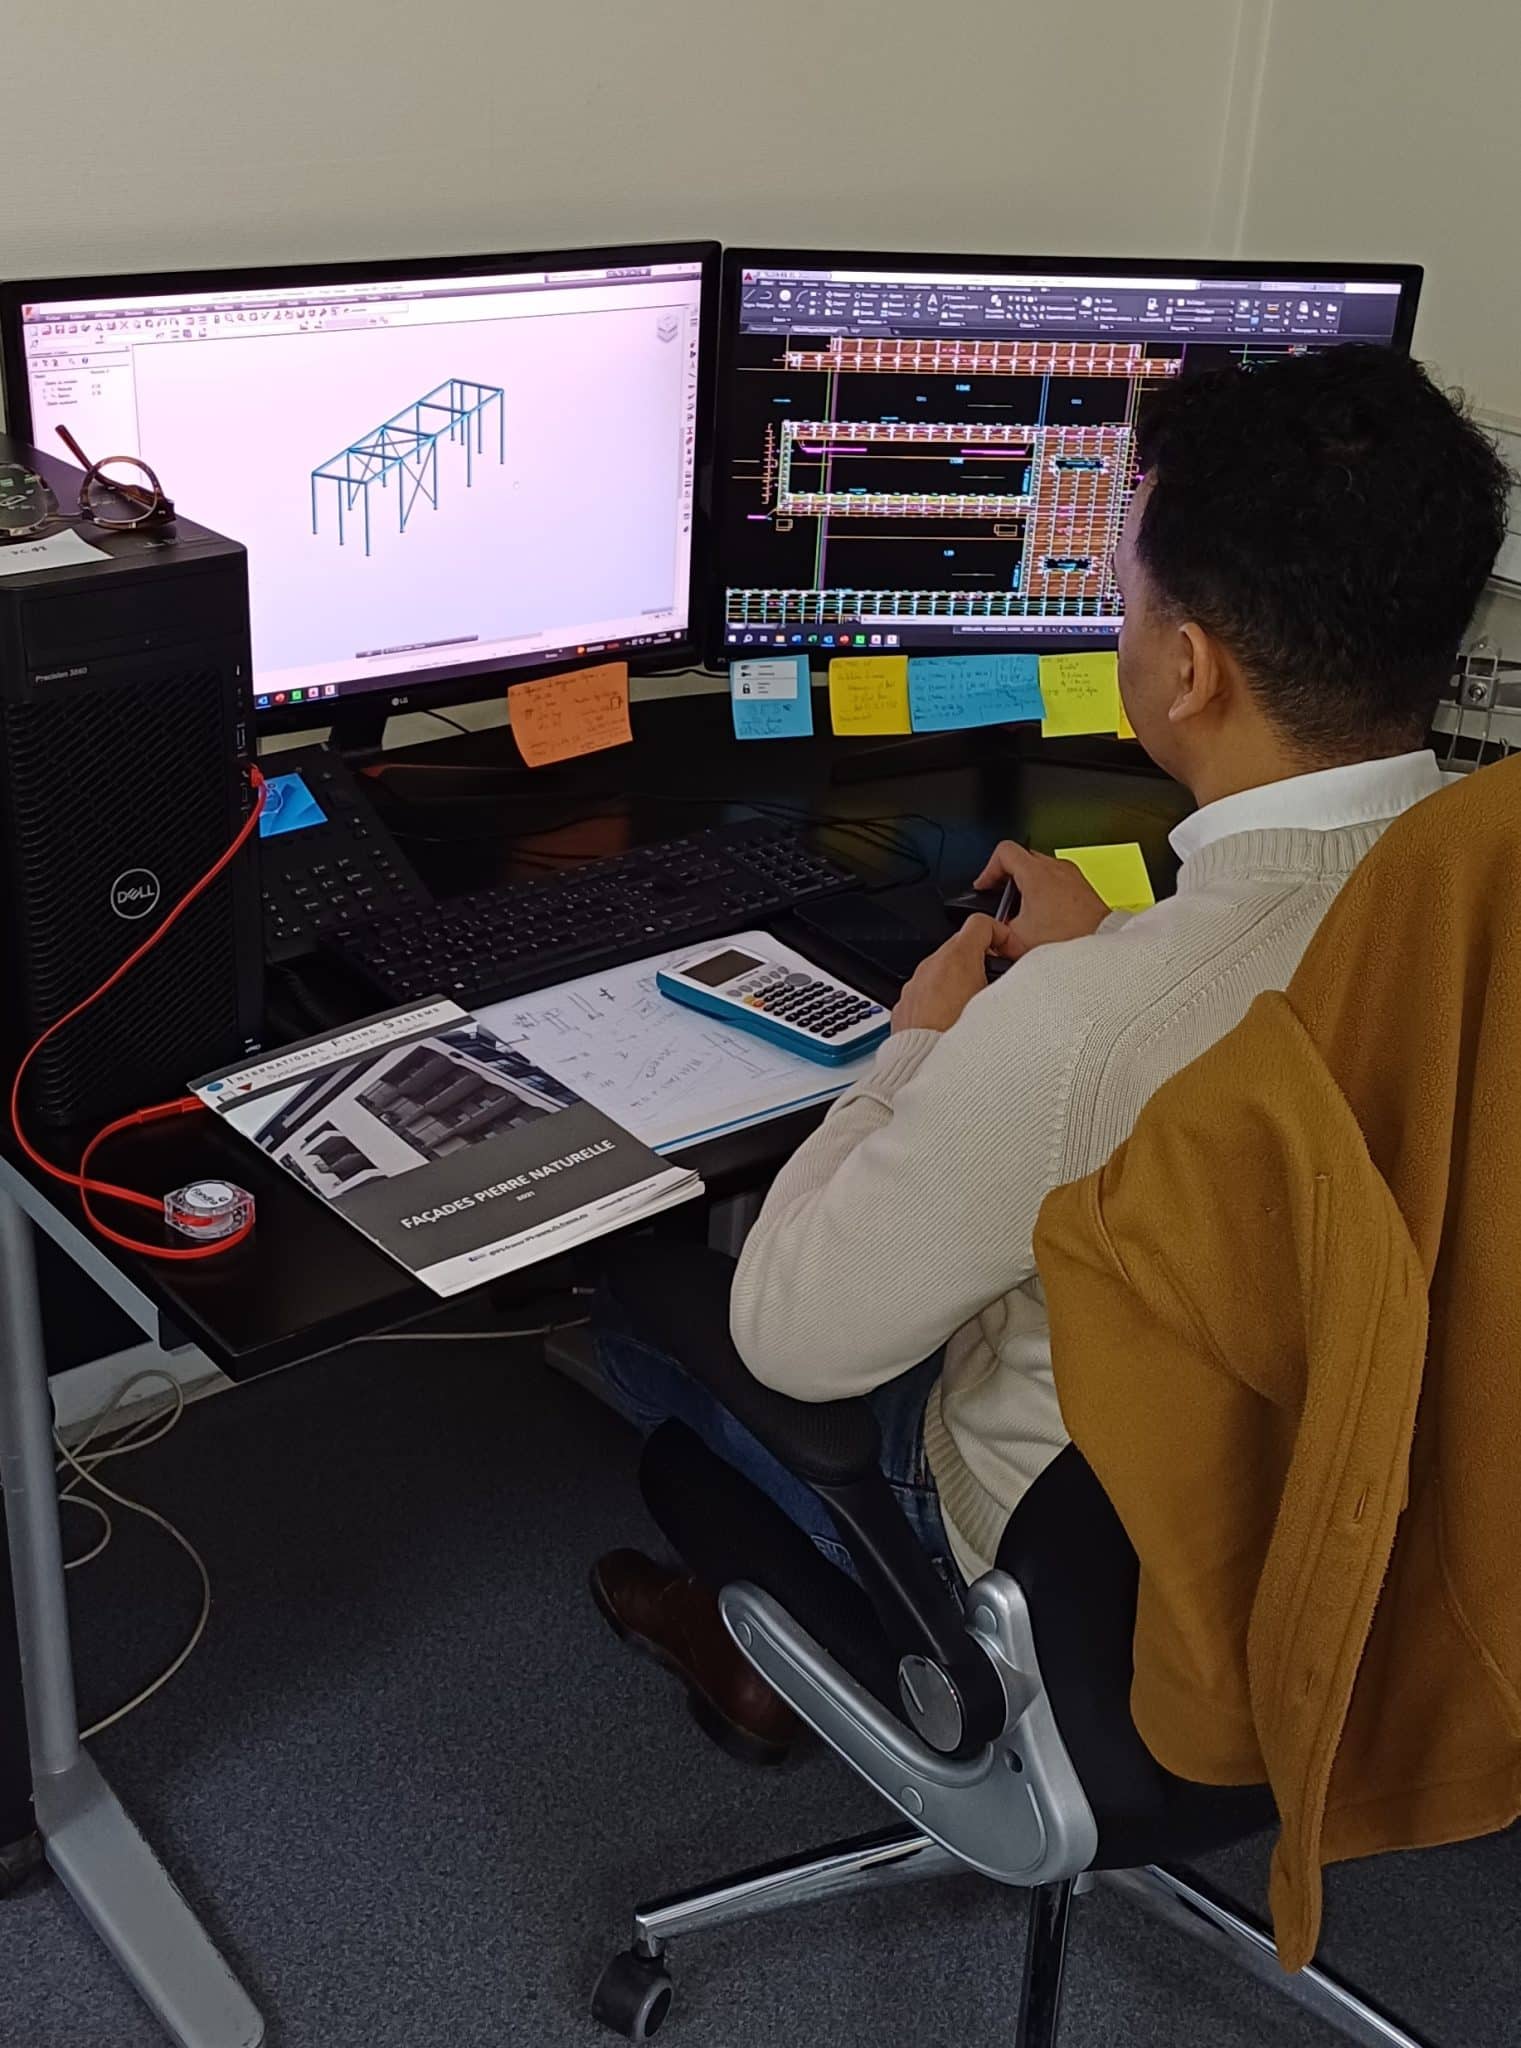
[1103,1865,1432,2048]
[629,1824,954,1955]
[596,1833,1435,2048]
[1017,1881,1074,2048]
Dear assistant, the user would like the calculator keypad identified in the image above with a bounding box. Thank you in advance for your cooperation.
[735,967,884,1040]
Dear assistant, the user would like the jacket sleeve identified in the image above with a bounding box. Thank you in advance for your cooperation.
[729,963,1085,1399]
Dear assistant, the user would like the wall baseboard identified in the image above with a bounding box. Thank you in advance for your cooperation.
[50,1340,229,1441]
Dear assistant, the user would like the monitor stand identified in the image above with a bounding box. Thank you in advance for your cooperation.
[323,702,531,780]
[321,700,605,813]
[323,701,391,762]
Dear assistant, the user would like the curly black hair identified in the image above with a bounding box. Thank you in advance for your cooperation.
[1133,346,1512,754]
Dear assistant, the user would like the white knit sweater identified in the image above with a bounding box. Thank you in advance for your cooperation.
[731,772,1441,1580]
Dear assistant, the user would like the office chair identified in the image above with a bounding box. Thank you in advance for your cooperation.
[590,1345,1432,2047]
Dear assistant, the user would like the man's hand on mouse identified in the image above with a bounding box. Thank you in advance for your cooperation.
[892,915,1009,1034]
[894,845,1116,1033]
[975,841,1111,961]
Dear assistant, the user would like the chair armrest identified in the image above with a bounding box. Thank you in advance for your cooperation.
[804,1464,1007,1753]
[655,1311,887,1488]
[719,1577,1099,1886]
[603,1240,1005,1751]
[601,1239,885,1484]
[657,1325,1004,1747]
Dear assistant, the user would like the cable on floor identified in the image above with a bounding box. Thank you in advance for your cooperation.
[55,1370,212,1740]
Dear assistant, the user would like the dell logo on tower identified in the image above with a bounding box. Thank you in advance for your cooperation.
[110,868,162,920]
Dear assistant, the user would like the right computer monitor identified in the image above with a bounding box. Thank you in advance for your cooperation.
[715,250,1422,662]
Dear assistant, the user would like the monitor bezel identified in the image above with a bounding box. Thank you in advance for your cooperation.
[710,245,1425,667]
[0,238,721,733]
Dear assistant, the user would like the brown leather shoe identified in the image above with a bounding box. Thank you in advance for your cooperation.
[590,1549,801,1766]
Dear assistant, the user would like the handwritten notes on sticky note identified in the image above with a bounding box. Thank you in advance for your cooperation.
[1037,651,1123,737]
[907,655,1044,732]
[828,656,911,736]
[730,656,814,741]
[508,662,632,768]
[1055,843,1156,912]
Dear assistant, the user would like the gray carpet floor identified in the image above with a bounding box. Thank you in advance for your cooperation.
[2,1335,1516,2048]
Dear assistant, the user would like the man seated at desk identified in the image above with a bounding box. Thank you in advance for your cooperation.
[590,346,1511,1765]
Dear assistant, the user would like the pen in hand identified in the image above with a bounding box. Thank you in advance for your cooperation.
[981,876,1016,979]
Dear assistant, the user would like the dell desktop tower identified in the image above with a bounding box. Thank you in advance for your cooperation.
[0,436,263,1128]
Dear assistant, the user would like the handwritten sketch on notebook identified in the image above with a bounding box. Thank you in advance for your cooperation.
[479,933,857,1153]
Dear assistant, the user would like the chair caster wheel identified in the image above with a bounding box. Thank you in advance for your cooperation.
[592,1948,675,2039]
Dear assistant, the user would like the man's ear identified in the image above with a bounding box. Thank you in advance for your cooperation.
[1166,621,1227,726]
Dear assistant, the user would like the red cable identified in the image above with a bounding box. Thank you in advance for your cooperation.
[8,764,267,1262]
[77,1099,256,1260]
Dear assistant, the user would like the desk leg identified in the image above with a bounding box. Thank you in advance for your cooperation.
[0,1188,264,2048]
[0,1505,43,1883]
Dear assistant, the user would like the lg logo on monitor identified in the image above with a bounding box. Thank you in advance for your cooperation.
[110,868,162,921]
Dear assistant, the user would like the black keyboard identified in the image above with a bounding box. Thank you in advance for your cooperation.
[327,817,858,1006]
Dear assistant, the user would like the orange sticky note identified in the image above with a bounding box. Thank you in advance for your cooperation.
[508,662,632,768]
[828,656,911,736]
[1038,651,1123,737]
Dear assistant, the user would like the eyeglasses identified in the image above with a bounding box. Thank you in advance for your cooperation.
[58,426,175,530]
[0,432,177,552]
[0,462,60,542]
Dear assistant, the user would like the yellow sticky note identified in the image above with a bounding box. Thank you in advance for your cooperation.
[1055,843,1156,912]
[828,656,911,736]
[1038,651,1122,737]
[1117,697,1136,741]
[508,661,632,768]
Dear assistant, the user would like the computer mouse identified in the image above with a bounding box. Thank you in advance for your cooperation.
[943,884,1020,926]
[941,888,1020,980]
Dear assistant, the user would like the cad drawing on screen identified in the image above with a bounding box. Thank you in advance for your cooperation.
[311,377,506,557]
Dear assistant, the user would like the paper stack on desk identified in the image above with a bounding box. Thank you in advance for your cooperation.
[480,934,862,1154]
[193,1001,701,1296]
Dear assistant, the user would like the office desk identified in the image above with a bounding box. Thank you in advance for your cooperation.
[0,700,1190,2046]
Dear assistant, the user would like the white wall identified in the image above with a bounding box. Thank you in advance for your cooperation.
[4,0,1246,286]
[1239,0,1521,415]
[8,2,1515,407]
[7,0,1517,684]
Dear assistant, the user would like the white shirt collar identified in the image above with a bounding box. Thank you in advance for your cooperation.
[1169,750,1444,863]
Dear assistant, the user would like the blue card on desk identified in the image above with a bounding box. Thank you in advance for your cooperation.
[730,655,814,740]
[908,655,1044,732]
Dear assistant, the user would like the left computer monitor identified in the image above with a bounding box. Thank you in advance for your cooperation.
[0,242,718,729]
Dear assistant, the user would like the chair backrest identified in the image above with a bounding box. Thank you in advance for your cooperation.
[1000,1446,1276,1869]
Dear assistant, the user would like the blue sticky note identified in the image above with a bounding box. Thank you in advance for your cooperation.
[907,655,1044,733]
[730,656,815,740]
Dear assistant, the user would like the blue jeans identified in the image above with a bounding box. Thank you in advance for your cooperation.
[596,1286,959,1586]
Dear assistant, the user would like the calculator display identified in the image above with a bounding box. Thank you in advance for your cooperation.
[684,949,763,987]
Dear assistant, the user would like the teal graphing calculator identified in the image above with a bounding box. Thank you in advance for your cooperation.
[657,945,890,1065]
